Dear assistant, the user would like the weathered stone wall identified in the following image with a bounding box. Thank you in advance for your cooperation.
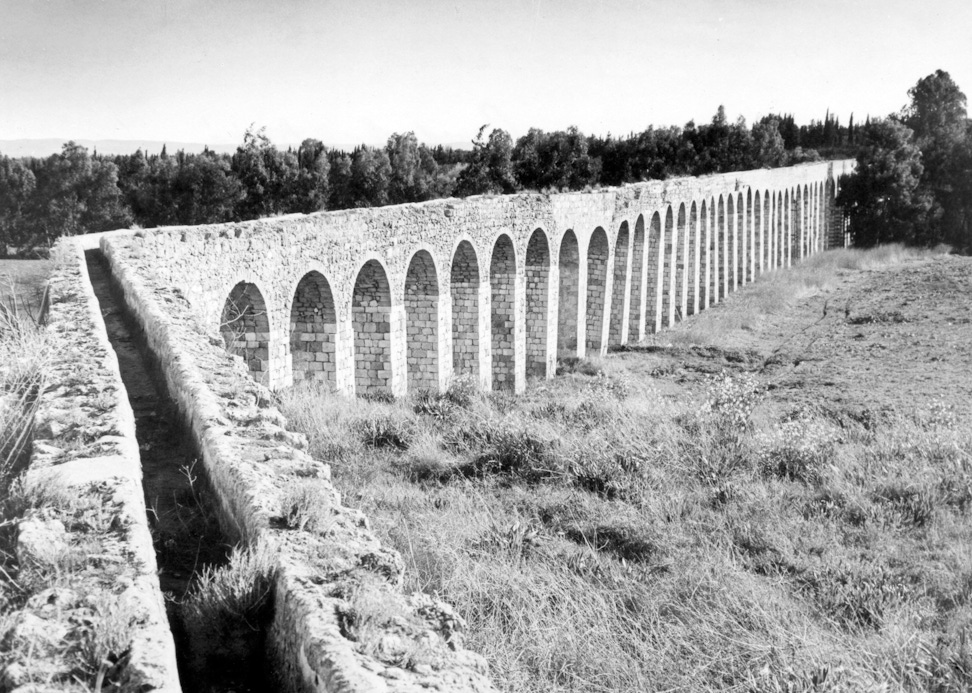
[117,161,851,397]
[4,239,180,691]
[101,235,495,693]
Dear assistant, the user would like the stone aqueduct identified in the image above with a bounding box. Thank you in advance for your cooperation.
[139,160,853,395]
[20,160,856,692]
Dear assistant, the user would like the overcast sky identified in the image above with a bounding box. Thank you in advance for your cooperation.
[1,0,970,148]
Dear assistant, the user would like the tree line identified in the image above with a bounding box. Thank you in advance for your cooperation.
[838,70,972,252]
[1,107,863,253]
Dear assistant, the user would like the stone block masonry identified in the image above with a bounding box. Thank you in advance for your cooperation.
[113,160,853,397]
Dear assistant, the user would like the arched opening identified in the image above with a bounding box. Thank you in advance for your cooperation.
[700,200,711,309]
[663,207,676,327]
[735,192,745,287]
[647,212,663,332]
[745,189,754,282]
[627,215,645,342]
[609,222,629,345]
[586,227,609,351]
[221,281,270,384]
[784,189,792,266]
[557,230,580,356]
[405,250,439,392]
[778,191,786,268]
[712,195,729,303]
[762,191,770,271]
[490,235,516,390]
[752,191,762,278]
[803,184,811,257]
[727,195,737,293]
[352,260,392,396]
[688,202,698,315]
[525,229,550,377]
[675,203,687,322]
[289,271,336,384]
[451,241,480,379]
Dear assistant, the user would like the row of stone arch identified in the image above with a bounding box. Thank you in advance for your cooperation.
[219,181,830,395]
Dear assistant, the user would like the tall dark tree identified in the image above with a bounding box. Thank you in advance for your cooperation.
[0,154,37,253]
[838,119,932,246]
[901,70,970,248]
[28,142,132,246]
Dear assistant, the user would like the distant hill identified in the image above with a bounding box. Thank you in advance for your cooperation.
[0,139,472,158]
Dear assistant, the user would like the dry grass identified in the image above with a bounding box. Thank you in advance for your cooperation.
[278,245,972,692]
[664,243,951,346]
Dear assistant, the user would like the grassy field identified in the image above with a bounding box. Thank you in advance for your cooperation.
[279,244,972,692]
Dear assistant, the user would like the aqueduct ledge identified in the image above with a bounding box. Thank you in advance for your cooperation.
[113,160,854,397]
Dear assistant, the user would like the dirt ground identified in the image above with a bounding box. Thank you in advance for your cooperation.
[616,253,972,424]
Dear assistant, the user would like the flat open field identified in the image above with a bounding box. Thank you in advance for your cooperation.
[280,246,972,692]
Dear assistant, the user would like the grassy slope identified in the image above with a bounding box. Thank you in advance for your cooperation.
[279,245,972,693]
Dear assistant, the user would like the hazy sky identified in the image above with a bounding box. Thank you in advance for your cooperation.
[1,0,970,147]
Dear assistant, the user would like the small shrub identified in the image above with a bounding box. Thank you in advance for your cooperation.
[557,356,603,376]
[280,480,335,534]
[337,576,441,669]
[756,417,839,484]
[73,597,136,690]
[181,544,277,674]
[797,557,910,629]
[356,409,416,450]
[871,482,936,527]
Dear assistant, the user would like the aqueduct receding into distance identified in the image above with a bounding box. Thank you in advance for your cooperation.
[141,160,853,395]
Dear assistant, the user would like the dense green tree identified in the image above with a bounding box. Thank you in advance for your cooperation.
[170,151,241,224]
[752,117,787,167]
[28,142,132,246]
[901,70,970,248]
[838,119,932,246]
[513,126,600,191]
[455,126,517,196]
[0,155,37,253]
[348,146,391,208]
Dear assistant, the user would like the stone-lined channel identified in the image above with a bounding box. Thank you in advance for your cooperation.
[85,249,271,693]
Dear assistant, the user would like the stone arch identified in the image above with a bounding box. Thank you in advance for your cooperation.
[609,221,630,345]
[784,189,792,266]
[752,190,762,278]
[525,228,550,377]
[688,201,699,315]
[490,234,516,390]
[289,271,337,384]
[585,227,609,351]
[777,191,785,268]
[762,190,770,271]
[735,192,745,287]
[662,206,675,327]
[675,203,687,322]
[627,215,646,342]
[803,184,811,257]
[451,240,480,379]
[404,250,439,392]
[352,259,392,396]
[221,281,271,384]
[726,194,736,294]
[647,211,664,331]
[745,189,754,282]
[557,230,580,356]
[699,200,710,309]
